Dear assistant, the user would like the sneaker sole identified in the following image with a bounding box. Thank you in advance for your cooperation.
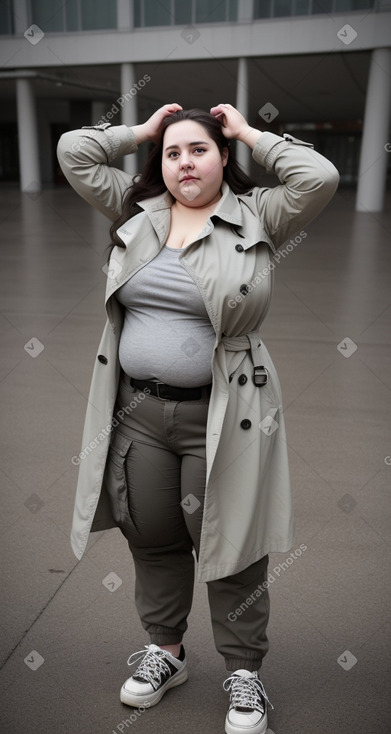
[225,711,268,734]
[120,666,188,707]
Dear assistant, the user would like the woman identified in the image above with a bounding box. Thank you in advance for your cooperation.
[57,102,339,734]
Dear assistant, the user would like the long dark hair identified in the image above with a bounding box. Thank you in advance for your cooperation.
[108,108,257,255]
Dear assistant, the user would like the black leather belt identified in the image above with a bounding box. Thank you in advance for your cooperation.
[128,376,212,401]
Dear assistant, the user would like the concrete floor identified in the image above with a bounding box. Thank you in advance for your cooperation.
[0,184,390,734]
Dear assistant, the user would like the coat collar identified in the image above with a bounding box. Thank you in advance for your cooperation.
[133,182,244,245]
[117,181,274,252]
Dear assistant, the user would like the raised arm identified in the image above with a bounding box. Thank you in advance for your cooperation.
[211,103,340,250]
[56,103,183,221]
[57,123,138,221]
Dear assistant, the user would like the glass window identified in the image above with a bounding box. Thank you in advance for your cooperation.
[134,0,142,26]
[293,0,310,13]
[80,0,116,30]
[312,0,334,13]
[335,0,374,9]
[134,0,238,27]
[0,0,13,34]
[228,0,238,20]
[30,0,65,32]
[175,0,192,24]
[65,0,80,31]
[274,0,293,14]
[144,0,172,26]
[254,0,272,17]
[196,0,226,23]
[30,0,117,32]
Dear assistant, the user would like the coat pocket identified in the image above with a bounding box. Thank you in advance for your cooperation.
[103,429,137,535]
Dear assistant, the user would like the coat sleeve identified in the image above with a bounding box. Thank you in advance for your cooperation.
[56,123,138,221]
[251,132,340,249]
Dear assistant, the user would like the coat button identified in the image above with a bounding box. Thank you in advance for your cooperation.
[98,354,108,364]
[240,419,252,430]
[239,284,249,296]
[238,374,247,385]
[235,244,244,252]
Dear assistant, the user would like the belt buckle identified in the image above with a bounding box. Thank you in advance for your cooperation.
[155,382,169,400]
[253,366,268,387]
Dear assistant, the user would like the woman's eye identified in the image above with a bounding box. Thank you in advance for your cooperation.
[167,148,206,159]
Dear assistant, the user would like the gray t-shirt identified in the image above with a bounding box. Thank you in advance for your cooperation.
[115,245,216,387]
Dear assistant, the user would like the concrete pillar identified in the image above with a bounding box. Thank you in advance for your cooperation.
[356,48,391,212]
[91,101,108,125]
[120,62,138,176]
[235,57,251,174]
[16,77,41,192]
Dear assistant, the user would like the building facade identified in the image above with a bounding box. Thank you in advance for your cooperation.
[0,0,390,210]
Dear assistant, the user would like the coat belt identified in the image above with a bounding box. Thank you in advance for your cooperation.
[221,332,268,387]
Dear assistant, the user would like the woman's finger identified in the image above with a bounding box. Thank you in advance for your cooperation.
[214,112,226,125]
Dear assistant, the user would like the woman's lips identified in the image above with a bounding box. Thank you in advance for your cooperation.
[180,176,199,182]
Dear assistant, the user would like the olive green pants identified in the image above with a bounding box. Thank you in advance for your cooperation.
[104,371,270,672]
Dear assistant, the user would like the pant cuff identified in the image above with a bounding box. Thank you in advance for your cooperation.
[148,625,183,646]
[225,657,264,673]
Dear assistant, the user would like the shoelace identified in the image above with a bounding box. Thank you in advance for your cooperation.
[126,646,172,690]
[223,674,274,713]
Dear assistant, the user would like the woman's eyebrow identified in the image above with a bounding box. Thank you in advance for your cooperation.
[164,141,210,151]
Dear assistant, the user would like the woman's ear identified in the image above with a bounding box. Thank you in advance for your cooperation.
[222,146,229,167]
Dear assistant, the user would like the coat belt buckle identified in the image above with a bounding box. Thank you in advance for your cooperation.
[253,366,268,387]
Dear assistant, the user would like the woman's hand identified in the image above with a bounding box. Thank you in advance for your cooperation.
[210,103,262,148]
[131,103,183,145]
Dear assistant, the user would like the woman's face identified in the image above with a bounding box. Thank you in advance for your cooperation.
[161,120,228,207]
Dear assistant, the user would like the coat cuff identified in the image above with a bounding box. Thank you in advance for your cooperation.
[252,132,287,173]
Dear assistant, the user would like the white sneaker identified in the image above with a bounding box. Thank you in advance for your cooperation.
[223,669,273,734]
[120,644,188,707]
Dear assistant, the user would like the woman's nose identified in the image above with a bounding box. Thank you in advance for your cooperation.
[179,154,193,168]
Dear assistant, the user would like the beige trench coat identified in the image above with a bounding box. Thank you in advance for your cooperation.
[57,123,339,582]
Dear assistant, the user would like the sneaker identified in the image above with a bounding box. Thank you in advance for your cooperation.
[223,669,273,734]
[120,643,187,707]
